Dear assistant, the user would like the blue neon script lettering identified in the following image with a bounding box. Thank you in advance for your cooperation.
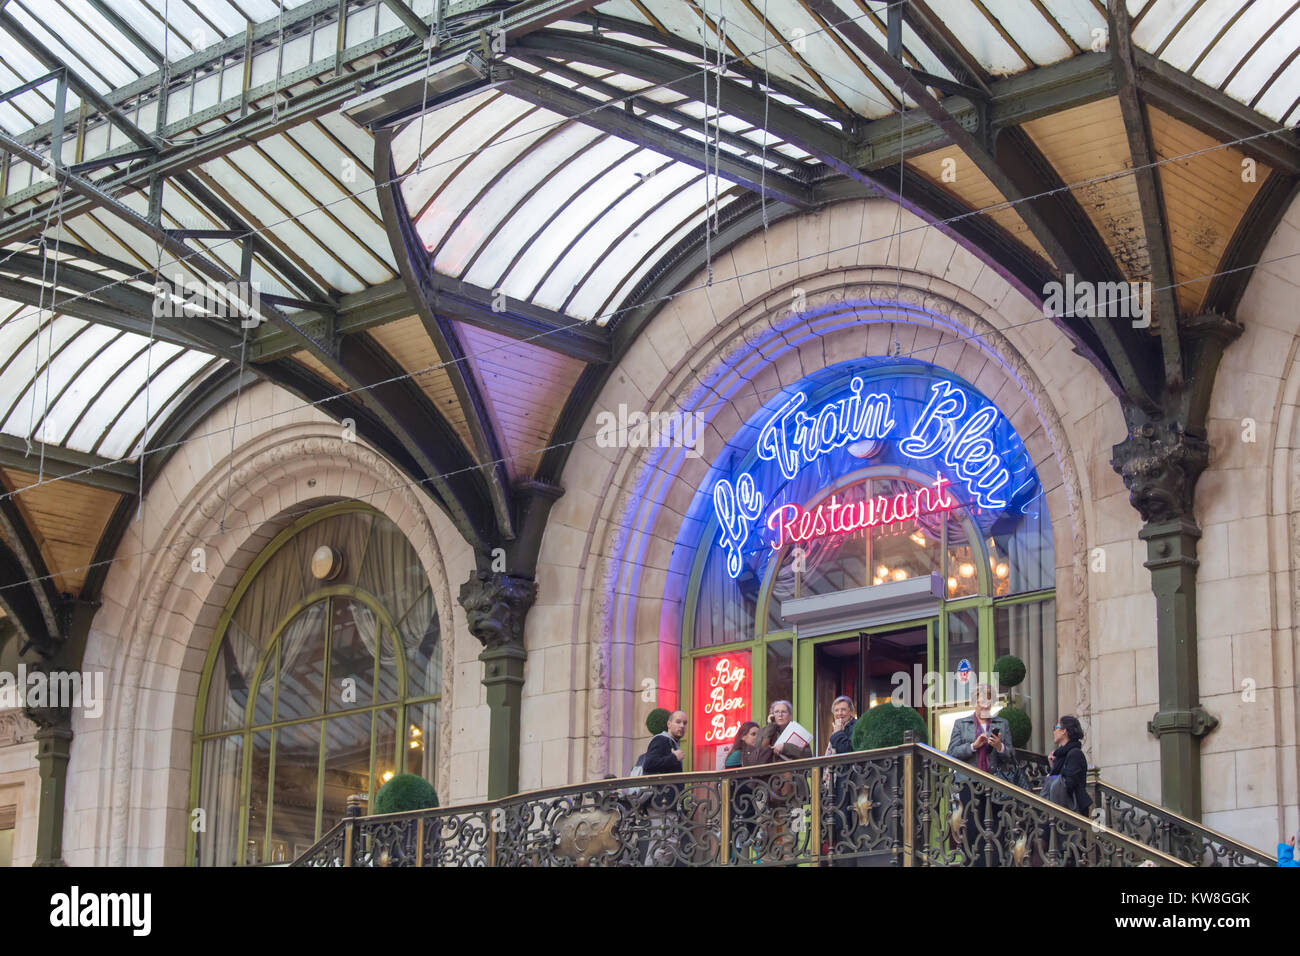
[897,381,1010,508]
[711,377,1016,577]
[714,473,763,577]
[756,377,896,480]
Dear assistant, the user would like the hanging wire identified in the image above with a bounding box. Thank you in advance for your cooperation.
[414,15,439,173]
[701,0,713,285]
[760,0,771,232]
[138,0,173,521]
[272,0,286,121]
[713,14,726,238]
[35,191,67,483]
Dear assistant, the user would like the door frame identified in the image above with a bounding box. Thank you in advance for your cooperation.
[795,614,937,750]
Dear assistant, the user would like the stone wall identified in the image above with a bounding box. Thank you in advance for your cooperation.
[62,382,470,864]
[53,192,1300,859]
[0,710,38,867]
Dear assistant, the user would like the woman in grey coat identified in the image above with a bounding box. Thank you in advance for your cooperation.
[946,683,1015,865]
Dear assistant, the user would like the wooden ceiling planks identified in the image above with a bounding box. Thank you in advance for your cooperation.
[906,147,1053,266]
[0,467,120,596]
[452,321,587,480]
[291,350,351,395]
[1147,105,1267,315]
[364,315,479,457]
[1022,97,1153,286]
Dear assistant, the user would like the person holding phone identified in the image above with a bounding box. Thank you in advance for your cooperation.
[946,683,1015,865]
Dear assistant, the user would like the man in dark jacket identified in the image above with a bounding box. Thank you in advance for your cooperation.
[643,711,687,774]
[642,711,687,864]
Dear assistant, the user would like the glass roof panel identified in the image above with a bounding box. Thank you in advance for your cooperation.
[0,315,88,434]
[397,93,536,223]
[60,337,174,454]
[21,323,122,444]
[533,161,699,314]
[598,190,742,325]
[497,145,657,296]
[1176,1,1282,91]
[979,0,1075,67]
[462,135,636,293]
[1153,0,1241,73]
[1222,5,1300,110]
[38,332,146,445]
[892,0,1026,75]
[432,121,558,276]
[414,104,554,261]
[97,346,212,458]
[634,0,829,107]
[455,122,604,285]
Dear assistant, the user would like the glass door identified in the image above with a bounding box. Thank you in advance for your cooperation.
[796,619,934,755]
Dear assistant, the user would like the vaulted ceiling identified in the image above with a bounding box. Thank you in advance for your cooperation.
[0,0,1297,651]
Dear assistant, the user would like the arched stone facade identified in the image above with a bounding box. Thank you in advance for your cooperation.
[527,198,1112,788]
[62,383,464,865]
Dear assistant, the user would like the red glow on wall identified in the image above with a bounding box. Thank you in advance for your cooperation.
[693,651,752,751]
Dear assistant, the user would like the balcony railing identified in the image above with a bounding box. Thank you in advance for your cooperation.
[1014,750,1273,868]
[293,742,1224,867]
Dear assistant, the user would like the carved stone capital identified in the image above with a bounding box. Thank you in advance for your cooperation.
[1148,706,1219,739]
[457,570,537,651]
[0,708,38,747]
[1111,413,1210,524]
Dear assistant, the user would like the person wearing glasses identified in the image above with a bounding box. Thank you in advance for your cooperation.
[1046,716,1091,815]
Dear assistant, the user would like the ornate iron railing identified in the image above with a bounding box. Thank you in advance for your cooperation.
[1013,749,1273,867]
[1091,781,1274,867]
[293,742,1207,867]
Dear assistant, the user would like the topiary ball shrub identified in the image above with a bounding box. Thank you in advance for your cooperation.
[851,703,929,750]
[646,707,671,735]
[994,654,1027,690]
[997,704,1032,749]
[373,774,439,815]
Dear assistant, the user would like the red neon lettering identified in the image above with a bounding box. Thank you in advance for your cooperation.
[767,476,958,550]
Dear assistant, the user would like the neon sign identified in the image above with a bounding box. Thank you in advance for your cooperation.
[897,381,1010,508]
[767,475,957,550]
[694,652,751,748]
[757,377,895,480]
[713,379,1013,577]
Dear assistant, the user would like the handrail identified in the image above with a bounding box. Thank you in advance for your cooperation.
[1091,779,1274,867]
[912,744,1187,867]
[291,742,1199,867]
[1015,749,1272,867]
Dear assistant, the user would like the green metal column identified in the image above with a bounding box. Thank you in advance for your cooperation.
[479,642,527,798]
[33,721,72,866]
[458,570,537,799]
[1139,518,1217,819]
[1110,313,1240,822]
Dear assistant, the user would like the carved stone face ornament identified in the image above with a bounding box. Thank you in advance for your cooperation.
[458,570,538,651]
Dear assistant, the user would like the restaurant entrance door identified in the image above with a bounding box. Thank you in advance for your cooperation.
[797,621,932,755]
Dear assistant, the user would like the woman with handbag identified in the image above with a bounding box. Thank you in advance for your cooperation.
[945,684,1015,865]
[1040,715,1091,865]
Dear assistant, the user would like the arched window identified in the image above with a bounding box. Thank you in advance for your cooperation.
[190,504,440,866]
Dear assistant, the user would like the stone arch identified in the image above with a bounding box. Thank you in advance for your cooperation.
[541,200,1097,781]
[69,389,457,865]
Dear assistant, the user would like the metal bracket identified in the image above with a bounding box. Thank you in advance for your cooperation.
[1148,706,1219,739]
